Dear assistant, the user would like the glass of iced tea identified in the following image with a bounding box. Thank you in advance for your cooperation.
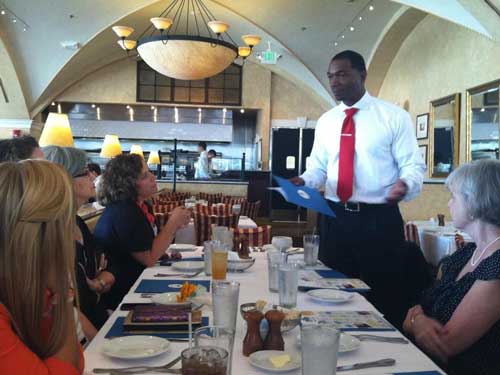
[211,241,228,280]
[181,346,228,375]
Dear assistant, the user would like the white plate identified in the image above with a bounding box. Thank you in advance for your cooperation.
[296,333,361,353]
[249,350,301,372]
[169,244,197,252]
[172,261,204,272]
[101,336,170,359]
[307,289,354,303]
[150,292,190,306]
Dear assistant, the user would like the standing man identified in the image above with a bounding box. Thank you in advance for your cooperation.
[194,141,210,179]
[291,50,425,323]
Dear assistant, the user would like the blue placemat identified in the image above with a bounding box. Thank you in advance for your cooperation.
[393,372,442,375]
[172,257,203,262]
[315,269,348,279]
[105,316,209,340]
[135,279,211,293]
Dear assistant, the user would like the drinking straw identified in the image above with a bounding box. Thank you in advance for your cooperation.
[188,312,192,349]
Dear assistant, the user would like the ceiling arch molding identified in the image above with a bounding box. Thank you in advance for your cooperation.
[366,6,427,97]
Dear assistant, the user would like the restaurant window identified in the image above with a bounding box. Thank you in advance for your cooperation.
[137,61,242,105]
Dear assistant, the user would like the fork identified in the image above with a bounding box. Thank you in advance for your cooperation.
[181,270,204,278]
[93,355,181,374]
[351,334,408,344]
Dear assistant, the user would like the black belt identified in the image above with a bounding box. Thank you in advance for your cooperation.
[330,200,392,213]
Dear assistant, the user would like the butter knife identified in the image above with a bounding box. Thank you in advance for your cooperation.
[337,358,396,372]
[351,334,409,344]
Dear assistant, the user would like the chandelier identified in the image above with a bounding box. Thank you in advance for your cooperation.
[112,0,261,80]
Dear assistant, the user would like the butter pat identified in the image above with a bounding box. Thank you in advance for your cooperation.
[269,354,291,368]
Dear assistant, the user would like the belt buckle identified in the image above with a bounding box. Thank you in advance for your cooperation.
[344,201,360,212]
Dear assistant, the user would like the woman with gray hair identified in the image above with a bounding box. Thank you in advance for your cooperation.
[44,146,116,340]
[403,160,500,375]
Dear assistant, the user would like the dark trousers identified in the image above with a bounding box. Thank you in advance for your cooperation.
[319,201,409,328]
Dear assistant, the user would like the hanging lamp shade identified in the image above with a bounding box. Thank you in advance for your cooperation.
[100,135,122,158]
[147,150,161,164]
[207,21,230,34]
[137,36,237,80]
[112,26,134,38]
[39,113,74,147]
[130,144,144,158]
[117,39,137,50]
[241,34,261,47]
[238,46,251,58]
[150,17,173,31]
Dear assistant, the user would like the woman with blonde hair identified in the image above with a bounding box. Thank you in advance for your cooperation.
[0,160,83,374]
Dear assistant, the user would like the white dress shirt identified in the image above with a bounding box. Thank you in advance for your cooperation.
[301,91,426,203]
[195,151,210,179]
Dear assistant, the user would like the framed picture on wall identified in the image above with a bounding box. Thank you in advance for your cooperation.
[416,113,429,140]
[419,145,428,166]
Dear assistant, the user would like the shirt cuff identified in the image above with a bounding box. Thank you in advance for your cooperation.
[400,177,419,201]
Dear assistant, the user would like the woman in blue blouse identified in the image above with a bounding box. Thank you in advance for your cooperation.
[403,160,500,375]
[94,154,190,309]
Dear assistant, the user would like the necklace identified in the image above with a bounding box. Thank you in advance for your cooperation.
[470,235,500,266]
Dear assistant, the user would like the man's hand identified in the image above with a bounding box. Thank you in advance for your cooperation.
[385,179,408,204]
[289,176,305,186]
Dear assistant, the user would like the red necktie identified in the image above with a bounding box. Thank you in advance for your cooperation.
[337,108,359,202]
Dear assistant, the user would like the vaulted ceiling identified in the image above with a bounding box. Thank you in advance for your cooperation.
[0,0,499,117]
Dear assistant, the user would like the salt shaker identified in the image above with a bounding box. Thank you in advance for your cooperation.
[242,310,264,356]
[263,309,285,351]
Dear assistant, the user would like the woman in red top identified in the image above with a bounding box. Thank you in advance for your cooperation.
[0,160,83,374]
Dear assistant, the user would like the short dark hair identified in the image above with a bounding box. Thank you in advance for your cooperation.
[331,50,366,73]
[97,154,143,206]
[87,163,102,176]
[0,135,40,162]
[198,141,207,150]
[208,149,216,157]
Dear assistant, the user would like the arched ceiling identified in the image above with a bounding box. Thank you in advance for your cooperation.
[0,0,497,118]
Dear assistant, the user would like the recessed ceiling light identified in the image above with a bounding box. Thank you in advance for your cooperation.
[350,26,355,31]
[1,10,6,15]
[481,108,486,112]
[369,4,374,11]
[91,104,96,108]
[359,16,363,21]
[240,108,245,113]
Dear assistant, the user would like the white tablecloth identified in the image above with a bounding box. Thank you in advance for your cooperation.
[412,221,473,267]
[175,217,258,245]
[83,249,443,374]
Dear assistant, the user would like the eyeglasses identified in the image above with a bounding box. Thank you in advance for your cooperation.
[73,168,90,178]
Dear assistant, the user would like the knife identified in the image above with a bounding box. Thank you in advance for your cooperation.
[337,358,396,372]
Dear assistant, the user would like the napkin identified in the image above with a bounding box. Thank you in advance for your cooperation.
[135,279,211,293]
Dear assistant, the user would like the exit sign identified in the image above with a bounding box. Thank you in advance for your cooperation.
[261,50,279,65]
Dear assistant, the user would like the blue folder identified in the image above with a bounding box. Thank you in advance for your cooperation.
[135,279,211,293]
[315,269,348,279]
[105,316,209,340]
[272,175,336,217]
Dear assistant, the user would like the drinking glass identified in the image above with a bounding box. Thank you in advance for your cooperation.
[267,250,284,292]
[303,234,320,266]
[203,240,213,276]
[212,241,228,280]
[212,226,233,250]
[301,324,340,375]
[212,280,240,331]
[231,204,241,215]
[271,236,293,252]
[181,346,228,375]
[194,326,235,374]
[278,263,299,308]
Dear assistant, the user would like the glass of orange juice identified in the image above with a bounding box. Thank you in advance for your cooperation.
[211,241,229,280]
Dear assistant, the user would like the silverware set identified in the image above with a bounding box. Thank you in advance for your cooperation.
[93,355,181,374]
[153,270,203,279]
[351,334,409,344]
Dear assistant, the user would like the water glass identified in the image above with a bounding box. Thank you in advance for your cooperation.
[303,234,320,266]
[212,280,240,331]
[267,250,284,292]
[278,263,299,308]
[194,326,235,374]
[231,204,241,215]
[212,226,233,250]
[203,240,213,276]
[181,346,228,375]
[271,236,293,252]
[301,324,340,375]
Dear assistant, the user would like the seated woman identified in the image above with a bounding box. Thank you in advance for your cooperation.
[44,146,115,338]
[94,154,190,309]
[0,160,83,374]
[403,160,500,375]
